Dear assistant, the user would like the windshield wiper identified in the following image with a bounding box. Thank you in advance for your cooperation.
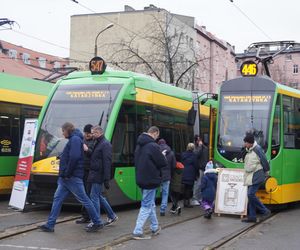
[99,111,104,126]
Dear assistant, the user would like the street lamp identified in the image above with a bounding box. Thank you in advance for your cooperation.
[94,23,114,57]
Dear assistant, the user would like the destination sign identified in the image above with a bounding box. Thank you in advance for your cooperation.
[223,95,271,103]
[65,90,109,99]
[240,60,258,77]
[89,56,106,75]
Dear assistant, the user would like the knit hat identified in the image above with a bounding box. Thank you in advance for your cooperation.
[83,124,93,133]
[205,161,214,171]
[158,139,166,145]
[243,133,254,144]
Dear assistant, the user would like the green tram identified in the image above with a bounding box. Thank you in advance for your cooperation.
[0,73,53,194]
[28,57,216,205]
[214,62,300,205]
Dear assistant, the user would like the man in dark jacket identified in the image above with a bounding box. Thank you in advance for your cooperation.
[87,125,118,228]
[76,124,95,224]
[132,126,167,240]
[38,122,102,233]
[192,135,208,205]
[157,139,176,216]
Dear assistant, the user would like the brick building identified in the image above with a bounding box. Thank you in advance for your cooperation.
[0,40,70,81]
[236,41,300,90]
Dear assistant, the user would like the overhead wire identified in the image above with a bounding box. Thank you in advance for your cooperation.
[229,0,273,41]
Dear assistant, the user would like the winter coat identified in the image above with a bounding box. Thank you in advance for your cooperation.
[58,129,84,179]
[170,162,184,193]
[200,169,218,202]
[181,151,198,186]
[83,137,95,171]
[243,141,265,186]
[194,144,209,171]
[134,133,167,189]
[87,135,112,184]
[159,143,176,182]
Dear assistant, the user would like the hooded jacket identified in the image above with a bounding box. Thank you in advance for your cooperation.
[87,135,112,184]
[244,141,265,186]
[159,143,176,182]
[194,144,209,171]
[181,151,198,185]
[135,133,167,189]
[59,129,84,179]
[201,169,218,202]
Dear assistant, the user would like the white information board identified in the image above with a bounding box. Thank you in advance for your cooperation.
[215,168,248,215]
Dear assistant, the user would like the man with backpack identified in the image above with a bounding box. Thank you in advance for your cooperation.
[242,133,271,223]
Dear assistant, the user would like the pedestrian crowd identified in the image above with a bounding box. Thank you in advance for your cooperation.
[38,123,271,239]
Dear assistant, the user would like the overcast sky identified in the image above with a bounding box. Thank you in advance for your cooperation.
[1,0,299,58]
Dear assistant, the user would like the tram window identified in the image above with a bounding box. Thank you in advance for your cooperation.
[271,96,281,146]
[111,102,136,166]
[136,105,152,134]
[0,102,21,156]
[283,96,300,149]
[153,107,192,155]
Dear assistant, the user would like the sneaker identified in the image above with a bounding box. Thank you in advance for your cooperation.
[176,206,181,215]
[160,212,165,216]
[191,199,200,206]
[85,223,104,232]
[170,206,177,214]
[241,218,257,223]
[151,226,161,236]
[260,210,271,220]
[75,217,90,224]
[38,224,54,232]
[132,233,151,240]
[204,213,212,219]
[104,216,119,226]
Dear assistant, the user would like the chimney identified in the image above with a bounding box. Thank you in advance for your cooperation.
[124,5,135,11]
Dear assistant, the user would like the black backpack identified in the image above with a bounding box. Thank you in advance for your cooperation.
[253,145,270,172]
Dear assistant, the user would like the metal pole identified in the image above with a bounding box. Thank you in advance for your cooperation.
[94,23,114,57]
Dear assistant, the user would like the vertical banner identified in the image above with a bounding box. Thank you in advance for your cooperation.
[215,168,248,216]
[9,119,38,210]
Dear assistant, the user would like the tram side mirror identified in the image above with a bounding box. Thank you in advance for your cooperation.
[187,107,197,125]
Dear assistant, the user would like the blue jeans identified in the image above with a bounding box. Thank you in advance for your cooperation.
[160,181,170,213]
[133,189,159,235]
[247,183,269,219]
[46,177,101,229]
[90,183,117,222]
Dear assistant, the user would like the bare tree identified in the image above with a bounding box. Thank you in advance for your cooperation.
[106,13,209,89]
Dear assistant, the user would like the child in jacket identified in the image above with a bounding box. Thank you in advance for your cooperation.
[200,161,218,219]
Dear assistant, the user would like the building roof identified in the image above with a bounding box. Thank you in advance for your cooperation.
[0,40,69,80]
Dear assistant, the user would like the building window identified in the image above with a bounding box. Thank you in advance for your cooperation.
[8,49,17,60]
[38,57,46,68]
[54,62,60,68]
[285,54,292,61]
[22,53,30,64]
[189,38,193,48]
[293,64,298,74]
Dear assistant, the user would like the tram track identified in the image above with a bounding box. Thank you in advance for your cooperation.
[0,214,81,240]
[205,212,278,250]
[95,212,278,250]
[94,212,205,250]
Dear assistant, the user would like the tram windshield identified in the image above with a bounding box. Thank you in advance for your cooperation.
[34,84,122,161]
[218,92,273,160]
